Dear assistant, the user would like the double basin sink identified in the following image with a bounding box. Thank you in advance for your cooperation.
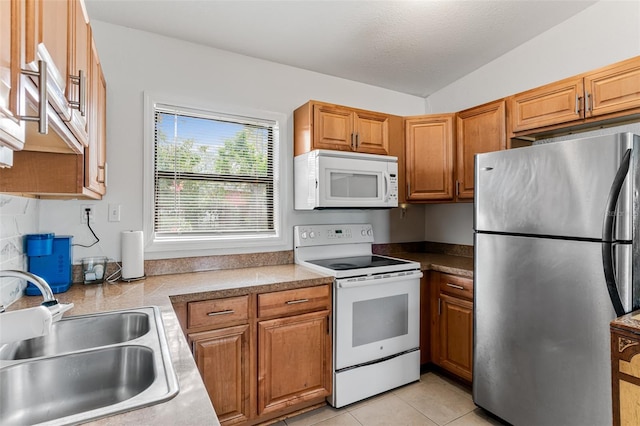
[0,307,179,425]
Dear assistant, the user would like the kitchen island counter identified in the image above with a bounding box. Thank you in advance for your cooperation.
[9,264,333,426]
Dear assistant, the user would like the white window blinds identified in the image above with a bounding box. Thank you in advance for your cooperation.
[153,104,277,238]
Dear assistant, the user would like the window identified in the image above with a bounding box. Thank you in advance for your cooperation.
[144,95,282,252]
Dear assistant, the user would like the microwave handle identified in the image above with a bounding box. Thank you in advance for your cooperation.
[383,172,390,201]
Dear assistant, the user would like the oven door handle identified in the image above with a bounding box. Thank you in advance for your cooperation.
[336,270,423,288]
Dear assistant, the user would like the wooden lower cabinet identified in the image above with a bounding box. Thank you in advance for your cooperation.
[428,271,474,382]
[258,310,331,415]
[176,283,332,425]
[189,325,251,425]
[611,316,640,426]
[438,294,473,381]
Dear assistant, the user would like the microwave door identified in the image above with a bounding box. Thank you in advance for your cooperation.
[324,168,384,207]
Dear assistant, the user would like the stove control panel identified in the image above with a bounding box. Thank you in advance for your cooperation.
[294,224,374,247]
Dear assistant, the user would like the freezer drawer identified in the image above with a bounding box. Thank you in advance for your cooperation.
[473,233,625,426]
[474,132,637,240]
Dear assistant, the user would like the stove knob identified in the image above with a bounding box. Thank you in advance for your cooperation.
[301,231,308,239]
[361,229,366,236]
[309,231,316,239]
[367,229,372,236]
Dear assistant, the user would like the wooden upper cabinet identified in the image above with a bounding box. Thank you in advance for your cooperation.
[404,114,455,202]
[353,109,389,154]
[85,35,106,195]
[25,0,71,121]
[455,100,506,200]
[510,76,584,133]
[511,56,640,135]
[0,0,25,150]
[294,100,390,156]
[311,103,353,151]
[67,0,90,146]
[585,56,640,118]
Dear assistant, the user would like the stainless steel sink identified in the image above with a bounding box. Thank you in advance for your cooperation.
[0,307,179,425]
[0,310,150,360]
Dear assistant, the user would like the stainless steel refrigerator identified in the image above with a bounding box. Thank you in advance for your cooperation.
[473,132,639,425]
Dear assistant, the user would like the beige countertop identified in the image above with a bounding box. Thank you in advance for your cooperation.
[8,253,471,425]
[393,252,474,278]
[10,264,334,426]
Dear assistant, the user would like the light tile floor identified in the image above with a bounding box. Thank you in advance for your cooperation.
[274,372,506,426]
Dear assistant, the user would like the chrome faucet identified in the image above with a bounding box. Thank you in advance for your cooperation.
[0,270,74,343]
[0,270,73,321]
[0,270,59,308]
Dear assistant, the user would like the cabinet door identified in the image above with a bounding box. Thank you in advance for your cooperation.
[85,36,106,195]
[258,310,331,416]
[312,104,354,151]
[25,0,71,121]
[0,0,25,150]
[353,110,389,155]
[66,0,89,145]
[585,56,640,118]
[438,293,473,381]
[405,114,455,202]
[511,76,584,133]
[456,100,506,200]
[190,325,251,425]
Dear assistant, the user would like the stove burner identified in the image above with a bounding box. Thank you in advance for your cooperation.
[328,263,357,269]
[306,255,412,271]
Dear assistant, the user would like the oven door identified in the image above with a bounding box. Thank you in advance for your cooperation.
[334,271,421,370]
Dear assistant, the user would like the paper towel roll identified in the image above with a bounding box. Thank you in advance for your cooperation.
[121,231,145,280]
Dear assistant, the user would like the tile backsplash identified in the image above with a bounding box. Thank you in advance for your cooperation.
[0,194,39,307]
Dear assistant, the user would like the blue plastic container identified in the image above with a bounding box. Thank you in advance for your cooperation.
[25,233,54,256]
[26,235,73,295]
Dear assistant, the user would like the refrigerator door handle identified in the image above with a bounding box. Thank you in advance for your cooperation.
[602,148,632,317]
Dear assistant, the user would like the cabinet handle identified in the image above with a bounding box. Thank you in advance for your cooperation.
[97,166,106,184]
[286,298,309,305]
[585,91,592,113]
[207,309,234,316]
[20,60,48,134]
[355,133,360,149]
[69,70,86,116]
[438,298,441,315]
[456,180,460,197]
[446,283,465,290]
[575,94,581,115]
[351,133,356,150]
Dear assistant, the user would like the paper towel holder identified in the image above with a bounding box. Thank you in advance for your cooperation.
[121,230,146,282]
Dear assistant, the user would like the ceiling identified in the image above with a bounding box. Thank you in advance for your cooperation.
[83,0,598,98]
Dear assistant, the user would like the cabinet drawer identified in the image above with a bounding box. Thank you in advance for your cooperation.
[439,274,473,300]
[258,285,330,318]
[188,295,249,329]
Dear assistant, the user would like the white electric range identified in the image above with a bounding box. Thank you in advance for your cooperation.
[294,223,422,408]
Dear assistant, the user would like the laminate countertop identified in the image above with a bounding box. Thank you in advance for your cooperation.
[392,252,474,278]
[7,253,472,425]
[9,264,334,426]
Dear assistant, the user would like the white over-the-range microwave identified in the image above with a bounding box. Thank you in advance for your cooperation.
[294,150,399,210]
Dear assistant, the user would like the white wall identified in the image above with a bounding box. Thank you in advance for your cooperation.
[0,195,39,305]
[424,0,640,246]
[39,21,426,262]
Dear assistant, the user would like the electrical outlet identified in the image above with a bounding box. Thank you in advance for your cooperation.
[80,205,95,224]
